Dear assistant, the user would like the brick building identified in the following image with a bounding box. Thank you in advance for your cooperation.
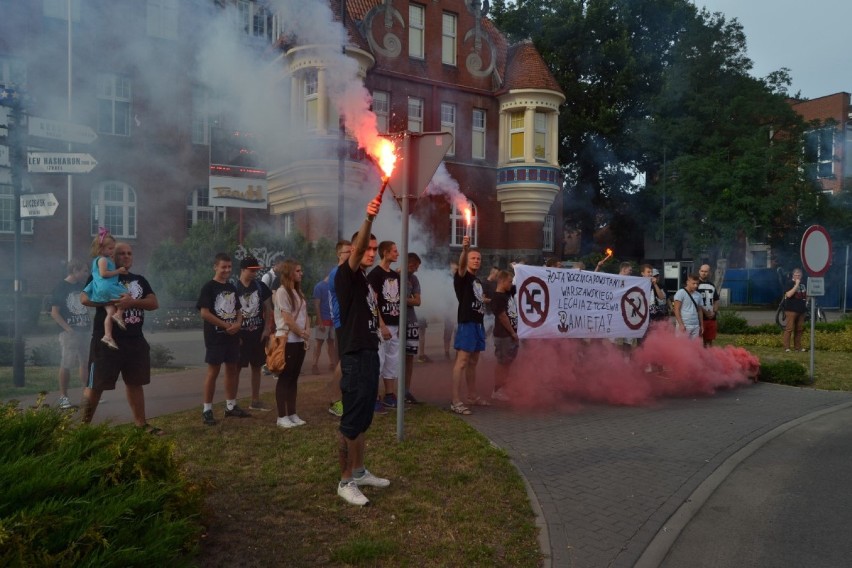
[790,92,852,195]
[1,0,563,295]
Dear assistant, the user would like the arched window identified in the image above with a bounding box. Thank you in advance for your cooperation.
[90,181,136,238]
[186,186,225,230]
[450,200,477,248]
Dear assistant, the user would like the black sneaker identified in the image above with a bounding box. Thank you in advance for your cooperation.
[404,392,421,405]
[224,405,250,418]
[202,409,217,426]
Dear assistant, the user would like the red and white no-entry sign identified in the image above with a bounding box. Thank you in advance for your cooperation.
[801,225,832,277]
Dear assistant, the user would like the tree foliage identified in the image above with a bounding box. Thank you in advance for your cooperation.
[491,0,827,263]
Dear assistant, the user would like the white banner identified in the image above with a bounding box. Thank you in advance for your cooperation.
[209,175,268,209]
[514,265,652,339]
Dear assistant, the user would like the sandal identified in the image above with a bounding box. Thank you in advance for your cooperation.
[450,403,472,415]
[112,314,127,331]
[140,423,166,436]
[466,396,491,407]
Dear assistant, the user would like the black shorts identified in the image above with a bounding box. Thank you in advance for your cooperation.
[339,350,380,440]
[87,336,151,391]
[240,332,266,368]
[205,342,241,366]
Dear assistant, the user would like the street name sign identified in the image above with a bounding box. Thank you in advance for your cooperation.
[28,116,97,144]
[27,152,97,174]
[20,192,59,218]
[807,277,825,297]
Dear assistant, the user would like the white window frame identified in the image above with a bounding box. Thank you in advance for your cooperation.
[304,70,318,130]
[0,185,34,235]
[283,212,296,237]
[191,87,211,145]
[509,111,525,161]
[409,4,425,59]
[472,108,486,160]
[534,112,548,161]
[441,103,456,156]
[450,200,477,248]
[91,181,137,239]
[542,215,554,252]
[373,90,389,134]
[408,97,423,133]
[805,127,834,179]
[0,56,27,88]
[187,186,226,230]
[442,13,457,66]
[146,0,178,40]
[97,73,131,136]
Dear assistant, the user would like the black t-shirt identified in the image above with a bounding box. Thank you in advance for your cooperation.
[785,280,807,313]
[481,278,497,315]
[196,279,242,347]
[454,270,485,324]
[335,261,379,355]
[236,279,272,334]
[91,273,154,339]
[50,278,90,329]
[491,290,518,337]
[367,266,401,326]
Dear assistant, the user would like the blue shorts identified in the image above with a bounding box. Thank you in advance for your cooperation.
[454,322,486,353]
[339,350,380,440]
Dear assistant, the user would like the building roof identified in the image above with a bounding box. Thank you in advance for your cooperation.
[501,39,562,95]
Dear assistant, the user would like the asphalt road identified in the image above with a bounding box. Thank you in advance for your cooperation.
[660,405,852,568]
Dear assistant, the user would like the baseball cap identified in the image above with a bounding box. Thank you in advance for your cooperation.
[651,269,660,276]
[240,257,262,270]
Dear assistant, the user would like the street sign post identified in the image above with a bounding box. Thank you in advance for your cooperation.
[27,152,97,174]
[20,192,59,218]
[28,116,97,144]
[800,225,832,382]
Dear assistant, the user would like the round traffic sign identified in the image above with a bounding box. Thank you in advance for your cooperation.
[801,225,832,277]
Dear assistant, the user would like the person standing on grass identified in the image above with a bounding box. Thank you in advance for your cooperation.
[197,253,246,426]
[367,240,402,409]
[325,239,352,418]
[673,273,704,340]
[782,267,808,352]
[83,229,129,350]
[698,264,720,348]
[450,235,488,415]
[273,260,311,429]
[490,269,518,402]
[309,272,337,375]
[335,197,390,507]
[235,256,273,412]
[402,252,422,404]
[50,259,91,410]
[80,242,162,435]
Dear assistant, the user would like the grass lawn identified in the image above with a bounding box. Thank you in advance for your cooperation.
[152,381,542,567]
[0,366,182,399]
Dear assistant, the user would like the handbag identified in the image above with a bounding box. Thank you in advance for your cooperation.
[265,335,286,374]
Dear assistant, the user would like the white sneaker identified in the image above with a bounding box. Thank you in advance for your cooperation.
[337,481,369,506]
[57,396,72,409]
[354,469,390,488]
[288,414,306,426]
[491,389,510,402]
[277,416,296,429]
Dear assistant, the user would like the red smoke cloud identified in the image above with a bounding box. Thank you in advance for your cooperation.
[500,324,759,410]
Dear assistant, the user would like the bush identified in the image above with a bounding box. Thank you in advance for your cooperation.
[717,310,749,334]
[150,344,175,368]
[0,401,203,567]
[0,338,12,366]
[29,341,61,366]
[758,359,810,386]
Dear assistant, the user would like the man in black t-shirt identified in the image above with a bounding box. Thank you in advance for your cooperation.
[50,259,91,409]
[367,240,401,408]
[490,270,518,402]
[197,253,245,426]
[80,243,161,434]
[235,256,273,411]
[450,235,487,415]
[334,197,390,507]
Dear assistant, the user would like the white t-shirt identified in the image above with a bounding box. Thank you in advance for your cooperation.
[274,287,308,343]
[673,288,702,327]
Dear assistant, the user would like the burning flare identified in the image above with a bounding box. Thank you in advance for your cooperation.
[604,248,614,260]
[370,138,398,204]
[464,206,472,238]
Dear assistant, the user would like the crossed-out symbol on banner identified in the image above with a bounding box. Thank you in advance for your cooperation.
[621,286,648,330]
[519,276,549,328]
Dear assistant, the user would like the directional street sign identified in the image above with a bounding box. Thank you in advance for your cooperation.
[27,152,97,174]
[20,192,59,218]
[28,116,97,144]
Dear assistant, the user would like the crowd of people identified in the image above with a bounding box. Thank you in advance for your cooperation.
[47,200,808,508]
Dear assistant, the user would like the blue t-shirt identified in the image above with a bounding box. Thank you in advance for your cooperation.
[312,278,333,322]
[329,265,341,329]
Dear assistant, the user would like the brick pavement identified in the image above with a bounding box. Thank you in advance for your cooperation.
[466,383,852,567]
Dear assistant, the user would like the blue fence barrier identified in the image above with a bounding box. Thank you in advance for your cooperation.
[722,267,848,309]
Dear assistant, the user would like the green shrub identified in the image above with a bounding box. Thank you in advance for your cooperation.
[150,344,175,368]
[717,310,749,334]
[0,401,203,567]
[29,341,61,366]
[0,338,12,366]
[758,359,809,386]
[749,323,780,335]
